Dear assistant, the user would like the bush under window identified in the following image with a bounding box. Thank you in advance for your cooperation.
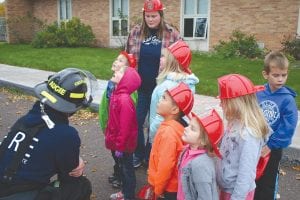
[281,34,300,60]
[32,18,95,48]
[214,30,264,59]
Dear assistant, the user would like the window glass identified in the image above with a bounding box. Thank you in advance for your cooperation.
[66,0,71,19]
[198,0,208,15]
[121,0,128,16]
[112,0,128,36]
[194,18,207,38]
[60,0,65,20]
[113,20,119,36]
[121,20,128,35]
[184,18,194,37]
[59,0,72,20]
[113,0,120,17]
[184,0,195,15]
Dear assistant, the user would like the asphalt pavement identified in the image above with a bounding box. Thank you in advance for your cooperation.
[0,64,299,199]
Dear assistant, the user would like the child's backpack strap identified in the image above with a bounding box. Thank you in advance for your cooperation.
[0,119,46,183]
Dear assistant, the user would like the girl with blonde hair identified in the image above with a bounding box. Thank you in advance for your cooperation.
[216,74,269,200]
[147,40,199,162]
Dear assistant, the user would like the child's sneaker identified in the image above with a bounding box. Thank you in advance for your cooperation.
[133,157,142,168]
[108,174,117,183]
[110,191,124,200]
[111,179,122,188]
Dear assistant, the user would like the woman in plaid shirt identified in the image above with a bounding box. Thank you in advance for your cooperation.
[125,0,181,169]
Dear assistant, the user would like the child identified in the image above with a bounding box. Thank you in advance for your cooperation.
[99,51,137,132]
[148,40,199,162]
[216,74,269,200]
[148,82,194,200]
[99,51,137,188]
[255,51,298,200]
[105,66,141,200]
[178,109,223,200]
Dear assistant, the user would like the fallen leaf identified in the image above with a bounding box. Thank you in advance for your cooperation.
[292,166,300,171]
[90,194,97,199]
[279,169,286,176]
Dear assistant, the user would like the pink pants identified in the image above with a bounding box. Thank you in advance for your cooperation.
[220,190,255,200]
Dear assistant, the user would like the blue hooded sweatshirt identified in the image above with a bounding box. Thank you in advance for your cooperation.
[0,102,80,184]
[257,83,298,149]
[149,72,199,143]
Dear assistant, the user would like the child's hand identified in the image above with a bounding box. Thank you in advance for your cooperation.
[106,80,115,99]
[261,145,271,157]
[115,151,123,158]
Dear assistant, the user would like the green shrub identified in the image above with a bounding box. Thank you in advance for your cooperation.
[31,18,95,48]
[281,35,300,60]
[214,30,264,59]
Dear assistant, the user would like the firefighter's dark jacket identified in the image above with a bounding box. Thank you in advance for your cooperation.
[0,101,81,185]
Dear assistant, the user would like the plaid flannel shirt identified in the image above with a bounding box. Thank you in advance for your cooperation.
[125,23,181,69]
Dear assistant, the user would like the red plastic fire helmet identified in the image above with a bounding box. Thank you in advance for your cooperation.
[218,74,265,99]
[120,51,137,68]
[191,109,224,158]
[167,40,192,74]
[167,82,194,115]
[143,0,164,12]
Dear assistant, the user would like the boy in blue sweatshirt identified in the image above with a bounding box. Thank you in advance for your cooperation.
[255,51,298,200]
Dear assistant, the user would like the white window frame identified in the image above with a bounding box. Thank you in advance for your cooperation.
[111,0,129,37]
[182,0,208,40]
[297,7,300,37]
[58,0,72,21]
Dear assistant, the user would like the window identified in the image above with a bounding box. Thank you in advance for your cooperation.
[59,0,72,20]
[297,8,300,37]
[112,0,128,36]
[183,0,208,39]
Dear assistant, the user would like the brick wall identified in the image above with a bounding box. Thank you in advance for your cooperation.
[6,0,299,50]
[6,0,33,43]
[33,0,57,26]
[72,0,109,46]
[210,0,300,51]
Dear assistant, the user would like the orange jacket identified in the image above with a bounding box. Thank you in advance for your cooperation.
[148,119,185,195]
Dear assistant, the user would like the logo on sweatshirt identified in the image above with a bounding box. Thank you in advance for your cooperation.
[259,100,280,125]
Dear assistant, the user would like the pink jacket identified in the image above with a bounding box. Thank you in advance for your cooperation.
[105,67,141,153]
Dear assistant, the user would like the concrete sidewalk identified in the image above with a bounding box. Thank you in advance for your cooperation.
[1,64,300,149]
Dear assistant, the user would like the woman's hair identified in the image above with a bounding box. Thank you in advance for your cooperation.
[140,10,165,40]
[156,48,187,84]
[222,94,269,138]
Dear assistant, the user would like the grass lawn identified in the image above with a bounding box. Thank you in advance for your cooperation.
[1,42,299,108]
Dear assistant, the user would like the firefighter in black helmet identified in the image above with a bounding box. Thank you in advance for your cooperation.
[0,68,98,200]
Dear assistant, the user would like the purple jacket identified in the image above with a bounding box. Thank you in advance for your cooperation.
[105,68,141,153]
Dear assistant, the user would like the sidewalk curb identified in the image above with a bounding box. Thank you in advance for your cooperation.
[0,64,299,150]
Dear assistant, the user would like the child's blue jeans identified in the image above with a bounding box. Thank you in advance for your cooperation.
[120,153,136,199]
